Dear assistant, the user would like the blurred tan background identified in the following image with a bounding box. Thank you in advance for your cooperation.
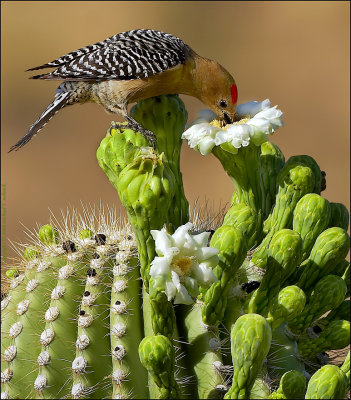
[1,1,350,262]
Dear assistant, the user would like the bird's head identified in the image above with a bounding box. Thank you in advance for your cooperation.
[196,59,238,125]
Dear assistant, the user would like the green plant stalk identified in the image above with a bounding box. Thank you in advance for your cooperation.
[247,229,302,316]
[213,144,263,245]
[292,193,331,261]
[252,163,314,269]
[177,302,224,399]
[131,94,189,231]
[258,141,285,220]
[202,225,247,326]
[297,320,350,359]
[288,275,346,334]
[266,324,306,378]
[294,227,350,294]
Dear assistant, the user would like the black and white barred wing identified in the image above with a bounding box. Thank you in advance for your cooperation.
[28,29,191,81]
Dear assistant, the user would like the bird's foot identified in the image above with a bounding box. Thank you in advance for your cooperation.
[112,118,157,149]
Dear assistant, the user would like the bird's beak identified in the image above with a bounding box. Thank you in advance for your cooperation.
[223,111,233,125]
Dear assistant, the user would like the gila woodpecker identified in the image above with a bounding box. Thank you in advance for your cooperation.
[9,29,238,152]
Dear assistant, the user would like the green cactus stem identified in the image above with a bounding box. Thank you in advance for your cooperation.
[268,370,307,399]
[316,300,350,330]
[258,141,285,220]
[294,227,350,294]
[292,194,331,261]
[177,302,225,399]
[109,249,148,399]
[149,277,176,337]
[266,324,306,378]
[247,229,302,316]
[252,163,314,269]
[202,225,247,326]
[130,95,189,231]
[297,320,350,359]
[224,314,272,399]
[212,143,264,244]
[97,128,176,290]
[305,364,348,399]
[288,275,346,335]
[341,262,350,297]
[223,203,259,250]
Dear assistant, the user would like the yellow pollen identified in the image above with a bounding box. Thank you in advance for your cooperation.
[171,256,193,276]
[210,117,250,130]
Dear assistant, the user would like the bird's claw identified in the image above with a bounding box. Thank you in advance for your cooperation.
[123,117,157,149]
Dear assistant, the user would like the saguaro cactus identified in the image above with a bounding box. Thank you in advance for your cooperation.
[2,95,350,399]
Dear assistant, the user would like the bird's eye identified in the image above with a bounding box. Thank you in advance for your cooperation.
[219,99,227,108]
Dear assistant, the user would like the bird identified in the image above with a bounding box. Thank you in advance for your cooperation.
[9,29,238,152]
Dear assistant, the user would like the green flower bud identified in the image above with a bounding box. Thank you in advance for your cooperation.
[248,229,302,316]
[225,314,272,399]
[79,229,93,240]
[292,193,331,261]
[269,370,307,399]
[340,351,350,387]
[223,203,259,249]
[295,227,350,293]
[202,225,246,326]
[149,277,176,337]
[328,202,349,231]
[305,364,348,399]
[5,268,19,279]
[288,275,346,334]
[253,163,314,269]
[23,245,39,261]
[267,285,306,331]
[138,335,179,398]
[298,320,350,359]
[285,155,323,194]
[38,224,59,245]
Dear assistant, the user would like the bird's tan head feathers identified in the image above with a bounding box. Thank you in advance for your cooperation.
[193,57,237,124]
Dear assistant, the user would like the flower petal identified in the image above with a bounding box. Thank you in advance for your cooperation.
[150,257,171,278]
[183,276,199,297]
[236,99,271,117]
[192,231,211,248]
[192,262,218,286]
[165,281,177,301]
[174,285,194,305]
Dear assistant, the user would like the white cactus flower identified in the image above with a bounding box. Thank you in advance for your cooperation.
[182,99,284,155]
[150,222,219,305]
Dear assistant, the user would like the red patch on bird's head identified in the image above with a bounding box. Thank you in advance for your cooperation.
[231,84,238,104]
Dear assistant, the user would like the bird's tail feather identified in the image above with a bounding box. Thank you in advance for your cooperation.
[9,91,72,152]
